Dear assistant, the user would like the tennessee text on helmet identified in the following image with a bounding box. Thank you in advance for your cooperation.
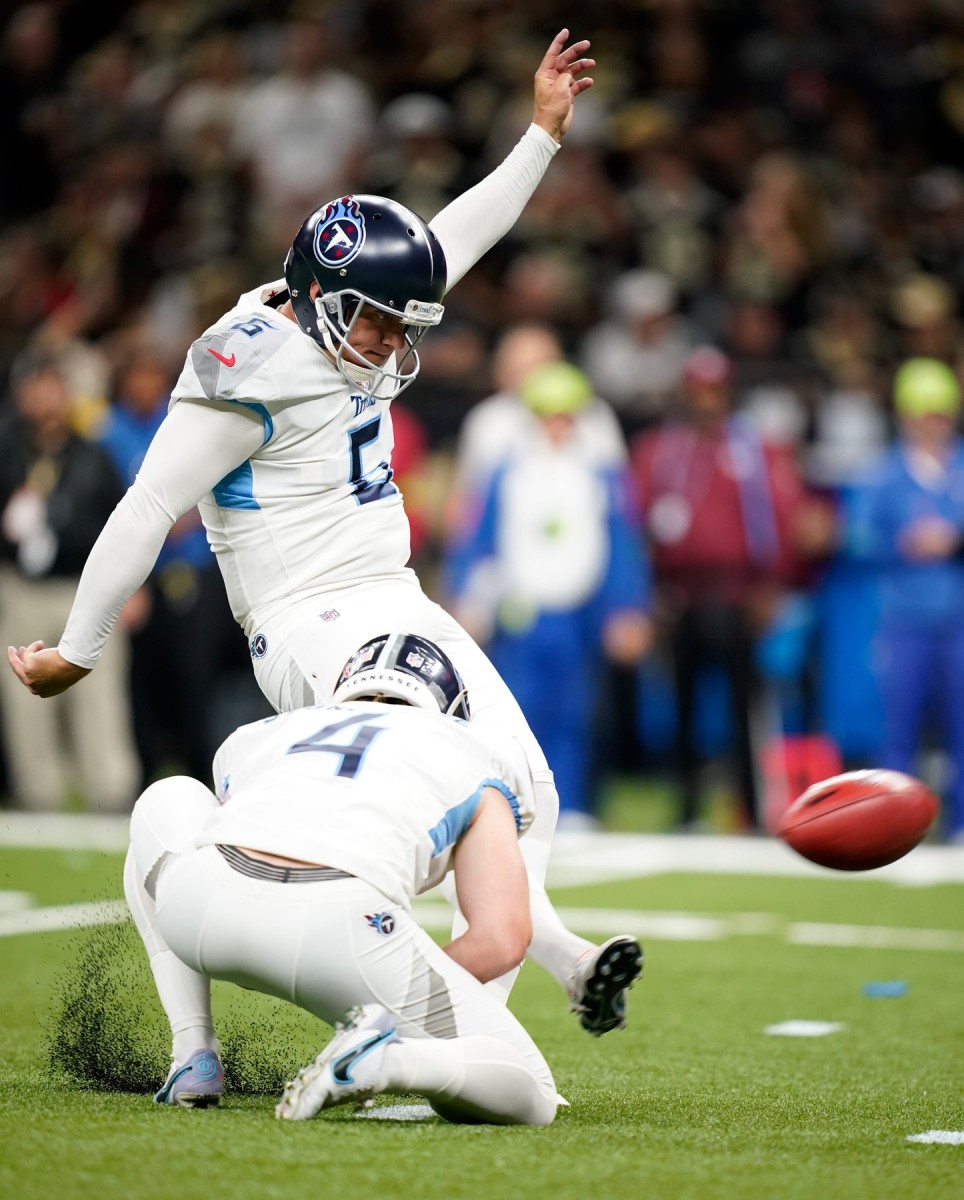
[284,195,446,397]
[333,633,470,721]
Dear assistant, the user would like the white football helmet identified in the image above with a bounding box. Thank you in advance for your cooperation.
[333,633,470,720]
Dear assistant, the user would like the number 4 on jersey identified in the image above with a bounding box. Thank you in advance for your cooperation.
[287,712,387,779]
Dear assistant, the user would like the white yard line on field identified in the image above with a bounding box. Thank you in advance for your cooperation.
[0,812,130,850]
[1,896,960,952]
[0,898,129,937]
[2,815,962,949]
[3,813,963,885]
[411,902,964,952]
[545,830,964,888]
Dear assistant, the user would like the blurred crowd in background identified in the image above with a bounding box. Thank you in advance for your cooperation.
[1,0,964,841]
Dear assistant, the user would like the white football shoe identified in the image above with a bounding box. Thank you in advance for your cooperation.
[567,935,644,1036]
[275,1007,399,1121]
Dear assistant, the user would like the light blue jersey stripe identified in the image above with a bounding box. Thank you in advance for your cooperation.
[212,460,259,510]
[211,400,272,510]
[226,398,273,446]
[426,777,521,856]
[427,794,481,856]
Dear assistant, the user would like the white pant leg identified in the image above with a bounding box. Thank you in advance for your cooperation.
[250,580,549,775]
[250,582,589,990]
[126,777,222,1061]
[124,848,218,1060]
[154,847,557,1124]
[523,780,594,985]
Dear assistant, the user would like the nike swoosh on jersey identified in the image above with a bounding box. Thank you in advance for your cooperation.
[208,348,237,367]
[332,1029,396,1085]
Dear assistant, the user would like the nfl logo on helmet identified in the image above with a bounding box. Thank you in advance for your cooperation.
[314,197,366,268]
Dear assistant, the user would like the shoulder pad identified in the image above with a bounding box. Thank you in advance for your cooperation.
[191,313,295,399]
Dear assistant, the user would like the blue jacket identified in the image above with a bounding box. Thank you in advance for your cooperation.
[98,399,213,572]
[846,438,964,627]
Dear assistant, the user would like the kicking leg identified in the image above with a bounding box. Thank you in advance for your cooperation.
[440,778,643,1029]
[525,780,644,1034]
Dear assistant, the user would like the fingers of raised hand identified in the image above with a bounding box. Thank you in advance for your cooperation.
[542,29,592,73]
[559,41,592,70]
[565,57,595,83]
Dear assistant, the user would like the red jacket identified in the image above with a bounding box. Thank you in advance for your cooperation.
[631,419,810,606]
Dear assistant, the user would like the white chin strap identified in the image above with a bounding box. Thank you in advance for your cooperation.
[314,319,374,389]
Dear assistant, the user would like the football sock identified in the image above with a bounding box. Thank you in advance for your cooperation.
[526,886,594,987]
[524,781,594,986]
[123,848,218,1061]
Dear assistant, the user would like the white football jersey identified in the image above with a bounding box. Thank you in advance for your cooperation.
[57,125,560,667]
[198,701,535,905]
[171,284,412,629]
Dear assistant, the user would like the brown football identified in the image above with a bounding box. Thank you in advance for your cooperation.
[777,769,940,871]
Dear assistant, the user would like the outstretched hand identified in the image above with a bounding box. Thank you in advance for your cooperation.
[6,641,90,698]
[532,28,595,144]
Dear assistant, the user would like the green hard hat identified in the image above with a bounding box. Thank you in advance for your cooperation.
[893,357,961,418]
[519,361,592,417]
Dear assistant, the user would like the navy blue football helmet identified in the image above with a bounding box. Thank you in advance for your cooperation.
[283,194,447,396]
[333,633,470,721]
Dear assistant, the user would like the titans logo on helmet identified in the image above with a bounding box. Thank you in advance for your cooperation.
[314,196,366,268]
[365,912,396,936]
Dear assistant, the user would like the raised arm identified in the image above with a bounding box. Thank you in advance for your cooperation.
[531,27,595,144]
[430,29,594,291]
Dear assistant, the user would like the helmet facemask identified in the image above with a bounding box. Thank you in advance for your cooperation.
[284,194,447,399]
[313,287,444,397]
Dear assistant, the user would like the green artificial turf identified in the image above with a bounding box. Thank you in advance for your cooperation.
[0,845,961,1200]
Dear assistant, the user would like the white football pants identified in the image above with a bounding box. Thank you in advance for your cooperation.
[248,578,593,994]
[128,783,557,1125]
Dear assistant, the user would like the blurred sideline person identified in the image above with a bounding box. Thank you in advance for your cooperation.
[847,358,964,842]
[450,322,626,506]
[127,636,573,1124]
[445,362,653,828]
[0,350,139,810]
[447,324,640,806]
[631,346,815,830]
[579,268,693,437]
[10,33,643,1032]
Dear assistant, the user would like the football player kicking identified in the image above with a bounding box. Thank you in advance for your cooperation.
[127,635,560,1123]
[9,30,642,1036]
